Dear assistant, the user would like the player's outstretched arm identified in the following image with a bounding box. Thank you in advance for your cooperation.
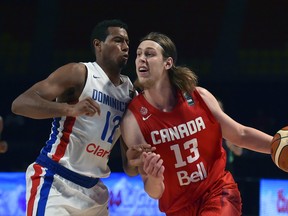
[11,63,100,119]
[197,86,273,154]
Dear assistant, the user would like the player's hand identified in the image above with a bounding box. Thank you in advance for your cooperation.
[70,97,101,117]
[226,140,243,156]
[142,152,165,182]
[127,144,156,167]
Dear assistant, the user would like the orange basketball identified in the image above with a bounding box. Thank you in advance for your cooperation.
[271,126,288,172]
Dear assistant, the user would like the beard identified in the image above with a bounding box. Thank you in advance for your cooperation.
[104,55,128,71]
[118,58,128,69]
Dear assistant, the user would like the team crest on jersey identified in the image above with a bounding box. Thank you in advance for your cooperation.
[140,106,148,115]
[140,106,151,121]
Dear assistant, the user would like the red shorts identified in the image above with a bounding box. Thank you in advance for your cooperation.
[166,171,242,216]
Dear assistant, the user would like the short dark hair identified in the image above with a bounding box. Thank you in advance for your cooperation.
[90,19,128,53]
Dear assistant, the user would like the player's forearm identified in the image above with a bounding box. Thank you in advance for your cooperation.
[12,94,71,119]
[144,176,165,199]
[120,138,140,176]
[238,127,273,154]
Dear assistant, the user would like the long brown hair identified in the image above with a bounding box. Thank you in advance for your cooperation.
[135,32,198,94]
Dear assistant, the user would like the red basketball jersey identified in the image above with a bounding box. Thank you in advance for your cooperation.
[128,89,227,214]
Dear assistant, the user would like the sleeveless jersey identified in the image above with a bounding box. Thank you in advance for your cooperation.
[128,89,227,213]
[40,62,134,178]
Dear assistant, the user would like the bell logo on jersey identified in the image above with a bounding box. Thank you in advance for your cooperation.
[86,143,111,158]
[176,161,207,186]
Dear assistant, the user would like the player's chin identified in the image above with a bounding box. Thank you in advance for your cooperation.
[119,58,128,67]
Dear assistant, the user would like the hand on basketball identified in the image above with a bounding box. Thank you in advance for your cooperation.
[126,144,156,167]
[142,152,165,182]
[70,97,101,117]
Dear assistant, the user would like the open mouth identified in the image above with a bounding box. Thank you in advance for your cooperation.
[138,67,149,77]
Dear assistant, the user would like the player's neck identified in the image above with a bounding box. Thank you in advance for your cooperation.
[109,74,123,86]
[98,62,123,86]
[144,87,177,112]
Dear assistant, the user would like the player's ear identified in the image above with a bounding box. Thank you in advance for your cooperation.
[93,39,102,51]
[165,57,173,70]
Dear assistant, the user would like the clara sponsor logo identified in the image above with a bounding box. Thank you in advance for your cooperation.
[86,143,111,158]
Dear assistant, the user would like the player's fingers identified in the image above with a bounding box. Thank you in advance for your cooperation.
[141,143,152,149]
[143,152,157,164]
[143,154,153,172]
[84,97,101,115]
[88,98,101,114]
[157,166,165,180]
[91,103,101,115]
[151,158,163,176]
[143,153,160,174]
[141,144,156,153]
[87,103,100,116]
[131,145,144,152]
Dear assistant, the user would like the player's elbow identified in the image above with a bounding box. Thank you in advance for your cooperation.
[11,98,21,115]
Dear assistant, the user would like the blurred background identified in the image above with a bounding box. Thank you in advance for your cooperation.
[0,0,288,215]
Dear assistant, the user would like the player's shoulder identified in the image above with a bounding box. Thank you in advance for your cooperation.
[68,62,87,72]
[194,86,218,105]
[55,62,86,75]
[52,63,87,89]
[195,86,211,97]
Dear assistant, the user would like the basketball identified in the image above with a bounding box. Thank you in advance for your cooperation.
[271,126,288,172]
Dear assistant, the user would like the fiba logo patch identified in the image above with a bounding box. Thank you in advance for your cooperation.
[183,92,194,106]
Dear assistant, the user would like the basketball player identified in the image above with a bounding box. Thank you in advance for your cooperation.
[121,32,273,215]
[11,19,136,216]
